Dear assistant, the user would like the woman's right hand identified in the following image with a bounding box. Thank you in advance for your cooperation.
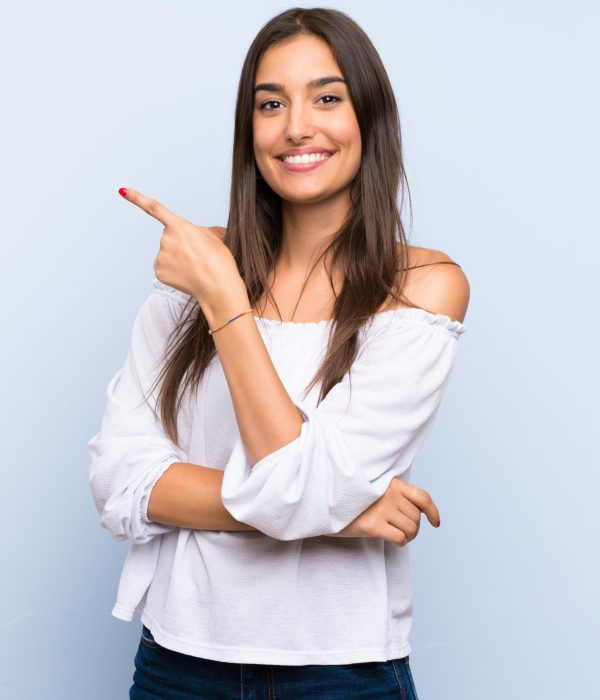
[330,477,441,545]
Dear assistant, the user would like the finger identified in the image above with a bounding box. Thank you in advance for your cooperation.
[380,522,408,547]
[386,511,420,543]
[387,483,421,521]
[400,482,441,528]
[398,498,421,523]
[118,187,186,228]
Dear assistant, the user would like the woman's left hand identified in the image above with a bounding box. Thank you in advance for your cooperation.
[118,187,241,306]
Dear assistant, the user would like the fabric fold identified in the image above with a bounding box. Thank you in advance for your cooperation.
[87,282,190,544]
[222,321,462,541]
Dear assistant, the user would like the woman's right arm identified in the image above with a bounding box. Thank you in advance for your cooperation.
[147,463,439,546]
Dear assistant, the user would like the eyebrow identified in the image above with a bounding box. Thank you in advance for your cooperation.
[253,75,347,95]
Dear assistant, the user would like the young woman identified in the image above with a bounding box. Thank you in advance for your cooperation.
[88,7,469,699]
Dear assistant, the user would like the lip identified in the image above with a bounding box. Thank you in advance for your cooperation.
[275,150,335,173]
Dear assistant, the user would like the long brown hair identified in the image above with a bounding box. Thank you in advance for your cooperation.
[149,7,417,447]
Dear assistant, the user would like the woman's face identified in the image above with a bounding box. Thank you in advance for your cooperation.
[252,34,362,206]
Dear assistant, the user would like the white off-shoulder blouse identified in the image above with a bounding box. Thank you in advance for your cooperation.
[87,277,467,665]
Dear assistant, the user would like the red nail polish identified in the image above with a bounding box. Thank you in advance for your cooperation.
[435,520,441,528]
[118,187,128,198]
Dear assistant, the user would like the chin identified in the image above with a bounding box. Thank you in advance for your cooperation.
[266,177,343,202]
[277,188,336,204]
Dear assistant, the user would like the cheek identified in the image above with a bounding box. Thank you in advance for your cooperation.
[253,122,275,161]
[348,119,362,158]
[347,125,362,177]
[252,123,264,158]
[328,115,361,153]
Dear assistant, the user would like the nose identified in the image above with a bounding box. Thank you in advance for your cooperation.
[284,101,315,143]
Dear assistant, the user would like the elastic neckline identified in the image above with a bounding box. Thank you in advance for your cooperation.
[253,306,466,337]
[151,279,466,336]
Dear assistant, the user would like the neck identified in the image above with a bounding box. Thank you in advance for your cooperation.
[277,189,351,274]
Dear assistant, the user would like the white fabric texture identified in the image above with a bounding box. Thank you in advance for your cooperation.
[87,278,466,665]
[88,285,190,544]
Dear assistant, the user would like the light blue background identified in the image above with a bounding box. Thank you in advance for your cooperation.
[1,1,597,698]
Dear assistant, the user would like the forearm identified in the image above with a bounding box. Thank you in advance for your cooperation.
[147,462,257,531]
[201,290,304,467]
[147,461,344,537]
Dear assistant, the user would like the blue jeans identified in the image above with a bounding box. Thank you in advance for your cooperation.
[130,625,419,699]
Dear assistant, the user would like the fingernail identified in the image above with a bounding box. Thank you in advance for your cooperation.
[435,520,441,528]
[118,187,128,198]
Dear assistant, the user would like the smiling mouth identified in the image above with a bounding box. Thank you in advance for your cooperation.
[275,152,335,172]
[277,152,333,164]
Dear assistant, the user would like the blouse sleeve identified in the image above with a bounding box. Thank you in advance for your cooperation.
[87,280,190,544]
[221,317,465,541]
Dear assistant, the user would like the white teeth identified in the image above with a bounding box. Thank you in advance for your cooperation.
[281,152,331,164]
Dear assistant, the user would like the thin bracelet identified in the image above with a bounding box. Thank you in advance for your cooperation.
[208,308,254,335]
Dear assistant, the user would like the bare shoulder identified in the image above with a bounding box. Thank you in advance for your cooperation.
[397,245,470,323]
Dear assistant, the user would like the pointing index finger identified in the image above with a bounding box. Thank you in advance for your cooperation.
[118,187,183,227]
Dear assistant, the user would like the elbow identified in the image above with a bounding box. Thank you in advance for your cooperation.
[99,517,154,545]
[87,448,180,544]
[95,492,135,542]
[98,501,158,545]
[89,474,156,544]
[88,466,109,526]
[99,518,128,543]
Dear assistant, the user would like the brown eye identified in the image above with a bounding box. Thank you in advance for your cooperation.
[319,94,342,106]
[258,99,284,112]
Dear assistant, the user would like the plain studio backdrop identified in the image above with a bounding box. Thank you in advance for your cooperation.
[0,1,598,698]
